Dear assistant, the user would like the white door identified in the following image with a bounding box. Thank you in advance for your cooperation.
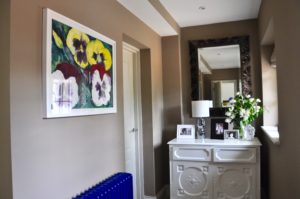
[123,42,144,199]
[220,81,237,102]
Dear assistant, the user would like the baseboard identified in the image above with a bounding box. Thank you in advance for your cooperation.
[144,196,156,199]
[144,185,169,199]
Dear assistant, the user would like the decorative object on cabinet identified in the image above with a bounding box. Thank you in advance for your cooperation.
[224,129,240,140]
[43,8,116,118]
[168,138,261,199]
[211,118,228,140]
[225,92,263,139]
[177,125,195,140]
[191,100,213,139]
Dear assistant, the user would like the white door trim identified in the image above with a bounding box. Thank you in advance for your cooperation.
[123,42,144,199]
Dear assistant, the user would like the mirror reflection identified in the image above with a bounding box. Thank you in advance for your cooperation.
[197,45,241,107]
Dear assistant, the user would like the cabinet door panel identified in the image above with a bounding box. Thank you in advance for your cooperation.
[171,161,212,199]
[213,165,255,199]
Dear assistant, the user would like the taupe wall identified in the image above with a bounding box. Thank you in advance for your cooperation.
[259,0,300,198]
[140,49,155,195]
[9,0,164,198]
[0,0,12,198]
[161,36,183,187]
[180,20,262,124]
[162,36,182,140]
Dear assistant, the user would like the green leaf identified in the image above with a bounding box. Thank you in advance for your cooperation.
[51,42,65,72]
[74,81,93,108]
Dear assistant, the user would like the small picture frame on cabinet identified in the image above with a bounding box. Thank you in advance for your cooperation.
[211,118,228,139]
[177,125,195,140]
[224,130,240,140]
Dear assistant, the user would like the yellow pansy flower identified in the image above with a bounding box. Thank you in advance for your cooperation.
[66,28,90,69]
[87,40,112,71]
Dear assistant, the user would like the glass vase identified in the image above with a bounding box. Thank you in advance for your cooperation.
[233,122,243,138]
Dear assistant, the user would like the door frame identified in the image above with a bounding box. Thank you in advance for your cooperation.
[123,42,144,199]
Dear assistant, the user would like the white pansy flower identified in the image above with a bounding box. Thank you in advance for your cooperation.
[51,70,79,113]
[246,94,251,98]
[250,98,255,102]
[236,92,240,95]
[256,99,261,103]
[230,114,236,119]
[92,70,111,106]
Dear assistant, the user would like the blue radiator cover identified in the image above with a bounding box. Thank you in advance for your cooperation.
[73,172,133,199]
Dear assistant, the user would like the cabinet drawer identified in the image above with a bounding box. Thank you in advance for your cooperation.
[172,147,211,161]
[213,148,256,163]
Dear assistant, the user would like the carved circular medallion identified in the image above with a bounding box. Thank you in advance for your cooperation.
[179,167,207,196]
[219,169,250,198]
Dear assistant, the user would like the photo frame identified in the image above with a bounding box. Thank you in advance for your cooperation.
[224,130,240,140]
[177,125,195,140]
[43,8,116,118]
[209,107,228,117]
[211,118,228,139]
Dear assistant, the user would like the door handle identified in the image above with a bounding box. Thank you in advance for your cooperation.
[129,128,138,133]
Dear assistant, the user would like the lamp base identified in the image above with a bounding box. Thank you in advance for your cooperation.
[196,118,206,140]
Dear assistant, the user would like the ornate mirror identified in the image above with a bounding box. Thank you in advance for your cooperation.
[189,36,251,107]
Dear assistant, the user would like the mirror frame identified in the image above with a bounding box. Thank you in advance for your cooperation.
[189,35,251,100]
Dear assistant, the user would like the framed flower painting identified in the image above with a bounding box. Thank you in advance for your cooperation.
[43,8,116,118]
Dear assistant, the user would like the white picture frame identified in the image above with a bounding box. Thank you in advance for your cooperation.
[176,125,195,140]
[224,129,240,140]
[43,8,116,118]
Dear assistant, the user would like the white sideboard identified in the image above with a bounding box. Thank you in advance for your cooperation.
[168,138,261,199]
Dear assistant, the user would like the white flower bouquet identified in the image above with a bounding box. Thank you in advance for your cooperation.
[225,92,263,136]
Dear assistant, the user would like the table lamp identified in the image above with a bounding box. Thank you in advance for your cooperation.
[192,100,213,139]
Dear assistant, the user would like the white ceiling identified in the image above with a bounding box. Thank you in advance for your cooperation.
[159,0,262,27]
[198,45,241,70]
[117,0,177,36]
[117,0,261,36]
